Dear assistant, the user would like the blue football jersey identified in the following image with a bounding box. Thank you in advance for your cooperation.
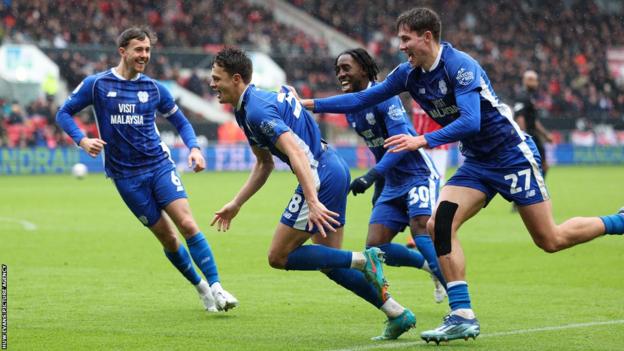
[315,42,524,159]
[58,69,177,178]
[234,85,324,169]
[345,84,437,188]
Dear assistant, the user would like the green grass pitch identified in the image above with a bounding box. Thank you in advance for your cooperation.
[1,166,623,350]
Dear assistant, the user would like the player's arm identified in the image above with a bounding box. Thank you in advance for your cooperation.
[301,64,409,113]
[56,76,106,157]
[535,120,553,143]
[274,132,340,237]
[385,62,483,152]
[384,92,481,152]
[156,81,205,172]
[211,145,274,232]
[350,100,411,195]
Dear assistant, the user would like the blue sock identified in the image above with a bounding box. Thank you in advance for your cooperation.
[164,245,202,285]
[600,213,624,234]
[372,243,425,268]
[186,232,220,285]
[325,268,384,308]
[447,281,472,311]
[284,245,352,270]
[414,234,447,287]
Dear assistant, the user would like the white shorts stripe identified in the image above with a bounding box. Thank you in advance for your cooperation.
[292,168,321,231]
[518,141,549,200]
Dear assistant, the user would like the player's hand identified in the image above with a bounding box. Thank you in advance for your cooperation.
[384,134,427,153]
[211,201,241,232]
[544,133,554,143]
[306,199,341,238]
[349,169,380,196]
[300,99,314,110]
[283,85,301,100]
[79,137,106,157]
[188,147,206,173]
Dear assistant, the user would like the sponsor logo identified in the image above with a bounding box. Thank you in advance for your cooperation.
[260,119,277,137]
[418,88,426,94]
[387,104,405,121]
[456,68,475,86]
[107,91,117,97]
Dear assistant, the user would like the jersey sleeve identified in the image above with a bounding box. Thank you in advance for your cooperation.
[314,63,409,114]
[448,56,482,96]
[154,80,179,118]
[55,75,97,145]
[246,101,290,146]
[373,97,412,176]
[424,91,481,147]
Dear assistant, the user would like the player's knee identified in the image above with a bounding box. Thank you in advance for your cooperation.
[433,201,459,256]
[177,216,199,237]
[267,251,287,269]
[410,216,429,234]
[160,234,179,252]
[534,237,564,253]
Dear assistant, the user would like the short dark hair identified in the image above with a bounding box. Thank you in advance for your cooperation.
[396,8,441,42]
[335,48,380,82]
[213,47,253,84]
[116,26,157,48]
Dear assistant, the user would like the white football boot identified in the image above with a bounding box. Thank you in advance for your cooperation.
[211,282,239,311]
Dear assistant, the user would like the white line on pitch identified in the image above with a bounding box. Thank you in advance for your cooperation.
[326,319,624,351]
[0,217,37,231]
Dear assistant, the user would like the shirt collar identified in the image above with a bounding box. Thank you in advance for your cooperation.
[111,67,141,81]
[236,84,251,111]
[422,44,444,73]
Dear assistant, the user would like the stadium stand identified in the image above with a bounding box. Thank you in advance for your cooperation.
[1,0,623,147]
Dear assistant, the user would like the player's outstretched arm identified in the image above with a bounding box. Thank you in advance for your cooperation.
[275,132,340,237]
[211,146,274,231]
[384,134,428,153]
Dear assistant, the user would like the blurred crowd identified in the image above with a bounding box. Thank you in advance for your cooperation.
[287,0,624,120]
[1,0,624,147]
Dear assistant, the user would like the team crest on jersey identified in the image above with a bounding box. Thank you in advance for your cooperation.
[137,91,149,103]
[365,112,376,125]
[438,80,448,94]
[260,119,277,137]
[387,104,404,121]
[456,68,475,86]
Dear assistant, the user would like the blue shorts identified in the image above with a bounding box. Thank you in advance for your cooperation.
[447,137,550,206]
[370,176,439,233]
[113,163,188,226]
[280,147,350,234]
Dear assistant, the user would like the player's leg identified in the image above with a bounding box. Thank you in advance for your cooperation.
[157,166,238,311]
[366,201,427,270]
[312,227,416,341]
[112,171,215,311]
[421,185,487,343]
[410,216,447,303]
[518,200,623,252]
[405,176,447,302]
[509,137,623,251]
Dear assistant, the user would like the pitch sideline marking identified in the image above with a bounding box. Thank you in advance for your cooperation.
[0,217,37,231]
[327,319,624,351]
